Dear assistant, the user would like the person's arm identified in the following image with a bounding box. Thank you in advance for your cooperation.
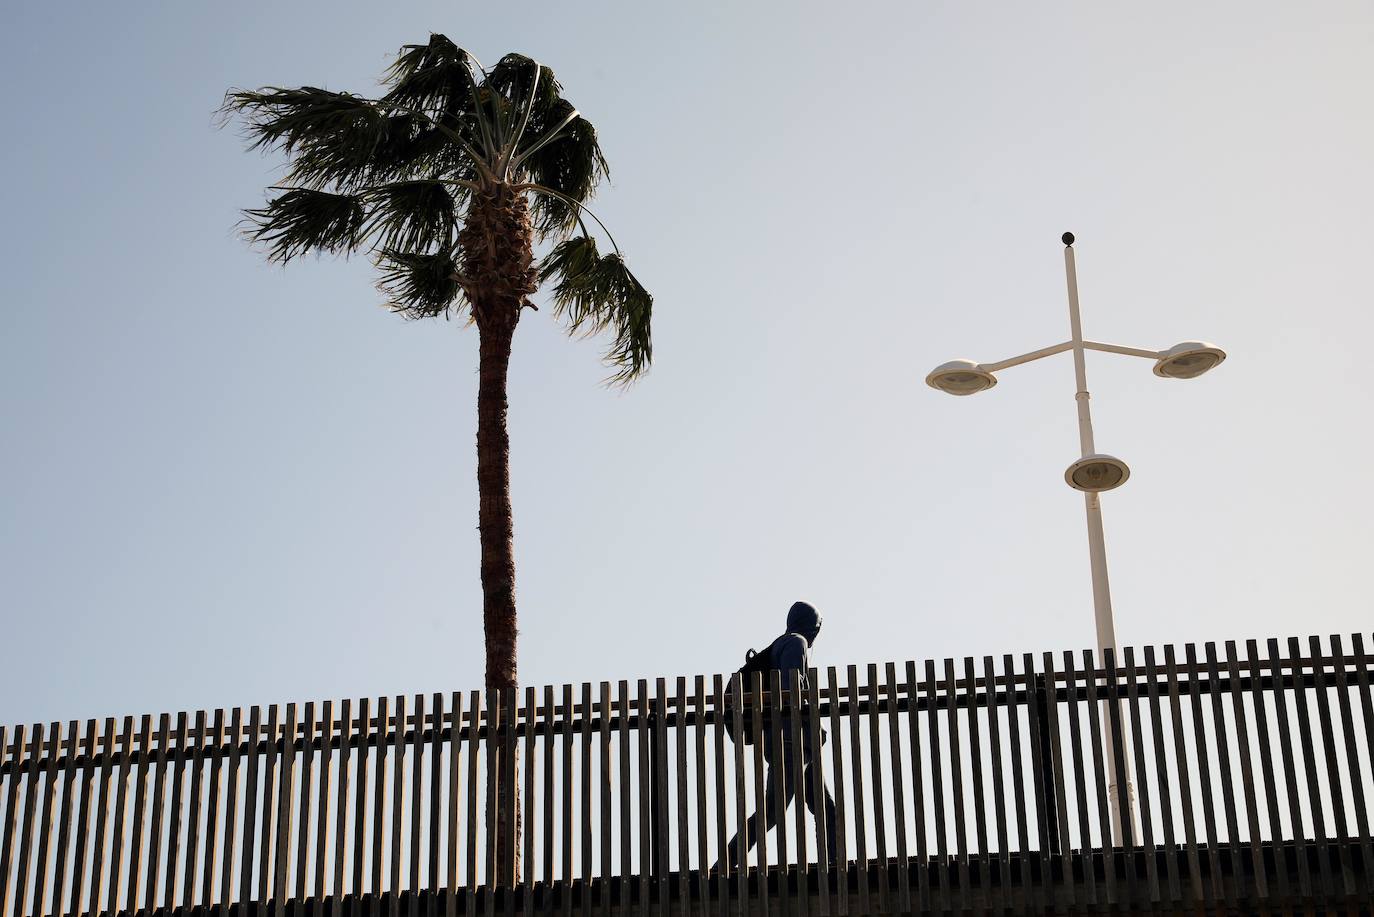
[773,634,811,688]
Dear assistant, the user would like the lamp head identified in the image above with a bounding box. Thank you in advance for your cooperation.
[1065,454,1131,493]
[1154,341,1226,379]
[926,359,997,396]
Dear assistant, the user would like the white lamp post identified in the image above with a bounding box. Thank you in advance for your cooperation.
[926,232,1225,842]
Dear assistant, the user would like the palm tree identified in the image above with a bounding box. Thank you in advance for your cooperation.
[224,34,651,687]
[224,35,652,878]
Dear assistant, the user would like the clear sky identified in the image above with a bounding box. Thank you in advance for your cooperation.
[2,1,1371,727]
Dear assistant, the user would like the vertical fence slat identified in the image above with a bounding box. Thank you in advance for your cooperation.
[1042,653,1073,911]
[692,677,708,917]
[765,671,788,917]
[786,671,807,917]
[428,693,444,901]
[1003,655,1030,904]
[863,665,886,916]
[465,691,480,910]
[1244,640,1286,900]
[352,697,372,898]
[70,719,100,917]
[1331,636,1373,890]
[524,688,537,905]
[162,713,188,910]
[1122,648,1158,904]
[885,663,909,915]
[1309,635,1354,897]
[372,695,391,898]
[14,724,45,917]
[843,666,865,910]
[1142,647,1180,903]
[924,659,947,904]
[1081,651,1115,905]
[599,682,613,916]
[212,708,236,906]
[944,658,968,911]
[390,694,406,898]
[272,703,298,909]
[31,722,62,917]
[1163,646,1201,903]
[447,692,464,907]
[257,704,280,904]
[334,698,352,902]
[674,678,690,917]
[639,680,653,916]
[905,661,928,913]
[297,701,316,902]
[50,721,80,917]
[410,694,426,899]
[126,715,154,914]
[315,699,335,902]
[503,688,518,894]
[825,669,847,917]
[559,685,573,916]
[1267,639,1310,898]
[141,713,170,912]
[28,723,59,917]
[1184,645,1221,903]
[1286,637,1332,900]
[1224,641,1266,900]
[1101,648,1136,904]
[105,717,134,915]
[193,711,216,908]
[578,681,593,911]
[960,659,985,911]
[749,672,768,917]
[805,673,830,917]
[729,675,746,917]
[1062,652,1096,907]
[710,675,727,916]
[542,685,556,893]
[984,656,1009,912]
[238,706,263,905]
[1203,643,1244,900]
[1022,655,1051,911]
[621,680,634,899]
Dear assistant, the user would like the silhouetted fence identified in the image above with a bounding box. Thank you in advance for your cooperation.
[2,635,1372,916]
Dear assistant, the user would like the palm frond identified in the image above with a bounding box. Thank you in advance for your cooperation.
[222,86,441,190]
[383,34,476,116]
[539,236,653,382]
[376,249,464,318]
[244,188,367,262]
[520,100,608,237]
[363,180,459,252]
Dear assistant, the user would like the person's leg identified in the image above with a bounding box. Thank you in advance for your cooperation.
[720,744,786,870]
[801,759,838,862]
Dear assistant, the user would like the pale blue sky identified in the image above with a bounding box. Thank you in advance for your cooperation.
[2,1,1371,726]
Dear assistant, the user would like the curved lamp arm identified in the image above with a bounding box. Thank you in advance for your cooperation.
[977,340,1162,373]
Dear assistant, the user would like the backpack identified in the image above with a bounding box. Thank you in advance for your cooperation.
[723,638,780,744]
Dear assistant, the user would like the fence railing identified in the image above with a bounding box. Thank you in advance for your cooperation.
[1,635,1372,916]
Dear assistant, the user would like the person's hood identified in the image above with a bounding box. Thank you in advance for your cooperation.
[786,601,822,645]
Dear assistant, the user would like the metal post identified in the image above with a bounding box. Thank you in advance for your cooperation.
[1062,235,1137,845]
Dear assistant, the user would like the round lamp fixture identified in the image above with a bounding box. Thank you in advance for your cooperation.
[1153,341,1226,380]
[1065,454,1131,493]
[926,359,997,396]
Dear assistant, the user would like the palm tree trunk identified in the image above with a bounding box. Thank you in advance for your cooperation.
[476,321,522,883]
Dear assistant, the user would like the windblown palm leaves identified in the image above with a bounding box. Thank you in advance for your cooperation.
[223,34,651,381]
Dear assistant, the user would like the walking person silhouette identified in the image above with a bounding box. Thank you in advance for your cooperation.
[721,601,838,869]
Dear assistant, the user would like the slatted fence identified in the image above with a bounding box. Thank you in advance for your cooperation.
[1,635,1372,915]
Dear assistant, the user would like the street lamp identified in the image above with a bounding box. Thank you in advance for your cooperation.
[927,231,1225,842]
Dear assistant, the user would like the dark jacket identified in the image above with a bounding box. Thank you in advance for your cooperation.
[770,601,822,687]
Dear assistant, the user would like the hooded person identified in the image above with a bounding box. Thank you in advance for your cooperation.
[719,600,837,870]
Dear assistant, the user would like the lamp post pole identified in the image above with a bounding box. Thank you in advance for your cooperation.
[1062,233,1134,844]
[926,232,1227,844]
